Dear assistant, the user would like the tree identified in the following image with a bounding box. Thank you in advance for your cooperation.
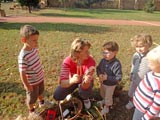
[17,0,39,13]
[144,0,155,13]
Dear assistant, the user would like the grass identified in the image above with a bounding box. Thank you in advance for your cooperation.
[1,2,160,120]
[1,2,160,21]
[0,22,160,119]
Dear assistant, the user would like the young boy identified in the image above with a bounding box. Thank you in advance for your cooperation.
[18,25,51,118]
[132,46,160,120]
[126,34,153,110]
[96,41,122,115]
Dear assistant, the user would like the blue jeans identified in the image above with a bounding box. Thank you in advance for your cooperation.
[53,83,93,101]
[132,108,144,120]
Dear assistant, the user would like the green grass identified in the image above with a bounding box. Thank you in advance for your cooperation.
[1,2,160,119]
[0,22,160,119]
[1,2,160,21]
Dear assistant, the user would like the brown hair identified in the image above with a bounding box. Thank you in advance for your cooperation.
[20,25,39,39]
[103,41,119,52]
[70,38,91,60]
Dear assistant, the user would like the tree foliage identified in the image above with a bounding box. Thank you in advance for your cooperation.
[17,0,39,13]
[144,0,155,13]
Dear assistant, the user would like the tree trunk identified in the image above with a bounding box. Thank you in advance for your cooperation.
[0,9,6,17]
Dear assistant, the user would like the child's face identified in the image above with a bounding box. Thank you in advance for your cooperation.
[26,34,39,49]
[148,60,160,73]
[135,42,150,54]
[103,50,117,61]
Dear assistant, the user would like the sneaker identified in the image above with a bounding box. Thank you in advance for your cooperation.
[28,111,39,119]
[125,101,134,110]
[83,99,91,109]
[101,106,109,115]
[97,100,105,108]
[39,101,53,108]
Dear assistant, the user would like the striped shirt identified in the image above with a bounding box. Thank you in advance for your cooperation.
[130,52,150,84]
[18,48,44,85]
[60,56,96,81]
[133,71,160,120]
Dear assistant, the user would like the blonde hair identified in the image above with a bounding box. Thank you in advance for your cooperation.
[70,38,91,60]
[20,25,39,38]
[147,46,160,65]
[130,34,152,48]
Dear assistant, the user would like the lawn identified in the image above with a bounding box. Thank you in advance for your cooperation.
[1,2,160,21]
[0,2,160,120]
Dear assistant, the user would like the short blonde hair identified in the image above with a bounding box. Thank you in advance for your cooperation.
[20,25,39,38]
[130,34,152,48]
[70,38,91,59]
[147,46,160,65]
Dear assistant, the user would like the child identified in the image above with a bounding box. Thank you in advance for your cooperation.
[132,46,160,120]
[96,41,122,115]
[126,34,153,110]
[18,25,51,118]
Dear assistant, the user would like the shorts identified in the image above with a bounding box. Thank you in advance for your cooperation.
[26,81,44,107]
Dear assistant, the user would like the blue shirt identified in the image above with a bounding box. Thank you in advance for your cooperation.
[96,57,122,86]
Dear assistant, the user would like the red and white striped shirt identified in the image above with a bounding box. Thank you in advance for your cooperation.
[18,48,44,85]
[133,71,160,120]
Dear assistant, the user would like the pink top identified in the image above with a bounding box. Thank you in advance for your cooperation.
[60,55,96,82]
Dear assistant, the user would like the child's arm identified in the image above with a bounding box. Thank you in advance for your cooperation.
[142,92,160,120]
[20,71,33,91]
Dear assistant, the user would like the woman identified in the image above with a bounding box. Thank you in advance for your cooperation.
[53,38,96,109]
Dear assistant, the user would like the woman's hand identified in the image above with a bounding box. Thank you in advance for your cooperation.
[70,74,80,84]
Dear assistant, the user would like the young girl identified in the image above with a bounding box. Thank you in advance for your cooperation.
[126,34,153,110]
[132,46,160,120]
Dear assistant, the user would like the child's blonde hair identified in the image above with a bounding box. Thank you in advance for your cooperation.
[130,34,152,47]
[147,46,160,65]
[20,25,39,39]
[70,38,91,60]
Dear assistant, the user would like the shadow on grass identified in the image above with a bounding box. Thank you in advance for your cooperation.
[0,22,109,33]
[38,13,93,18]
[38,8,138,18]
[0,81,25,95]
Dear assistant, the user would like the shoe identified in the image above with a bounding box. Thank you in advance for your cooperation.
[101,106,109,115]
[39,101,53,108]
[125,101,134,110]
[97,100,105,108]
[83,99,91,109]
[28,111,39,119]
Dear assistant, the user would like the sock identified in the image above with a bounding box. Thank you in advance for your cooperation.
[40,100,44,104]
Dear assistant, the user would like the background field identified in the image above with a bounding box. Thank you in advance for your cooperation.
[0,2,160,120]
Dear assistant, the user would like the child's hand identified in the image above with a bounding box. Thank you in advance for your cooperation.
[25,84,33,92]
[99,73,107,82]
[70,74,80,84]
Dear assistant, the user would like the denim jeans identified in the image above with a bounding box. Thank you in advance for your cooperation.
[53,82,93,101]
[132,108,144,120]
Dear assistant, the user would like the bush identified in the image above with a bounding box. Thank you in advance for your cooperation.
[144,0,155,13]
[17,0,39,7]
